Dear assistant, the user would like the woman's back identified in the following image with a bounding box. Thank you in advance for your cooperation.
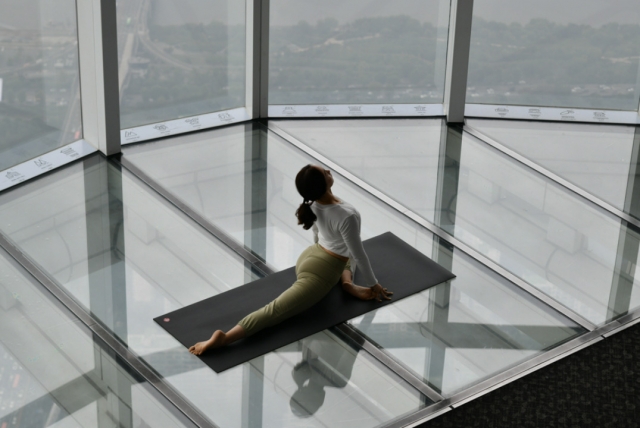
[311,200,378,287]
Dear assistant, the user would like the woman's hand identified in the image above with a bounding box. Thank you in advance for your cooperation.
[368,284,393,302]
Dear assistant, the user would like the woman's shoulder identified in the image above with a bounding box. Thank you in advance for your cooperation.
[332,200,360,220]
[338,199,357,212]
[314,199,359,220]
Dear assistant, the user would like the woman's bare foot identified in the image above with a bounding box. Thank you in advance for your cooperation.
[189,330,226,355]
[188,325,247,356]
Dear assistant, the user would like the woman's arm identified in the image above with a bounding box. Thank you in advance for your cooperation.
[339,214,378,287]
[339,214,392,300]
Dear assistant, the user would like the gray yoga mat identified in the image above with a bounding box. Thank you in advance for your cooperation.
[154,232,455,373]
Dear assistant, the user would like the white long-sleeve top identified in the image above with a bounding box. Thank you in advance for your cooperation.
[310,199,378,286]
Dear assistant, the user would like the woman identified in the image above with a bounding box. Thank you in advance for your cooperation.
[189,164,392,355]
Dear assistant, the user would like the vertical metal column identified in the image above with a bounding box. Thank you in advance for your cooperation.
[77,0,122,155]
[434,124,463,231]
[247,0,270,119]
[241,123,268,428]
[423,239,453,401]
[83,156,131,427]
[607,224,640,321]
[624,128,640,218]
[84,156,128,341]
[94,345,134,428]
[443,0,474,124]
[241,360,265,428]
[423,124,464,397]
[244,123,269,259]
[607,128,640,320]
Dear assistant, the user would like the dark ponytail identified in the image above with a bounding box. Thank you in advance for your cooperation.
[295,202,316,230]
[295,165,327,230]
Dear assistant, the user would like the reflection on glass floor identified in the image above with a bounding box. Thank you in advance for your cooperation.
[277,119,640,326]
[121,122,584,397]
[467,119,640,220]
[0,246,195,428]
[0,154,428,427]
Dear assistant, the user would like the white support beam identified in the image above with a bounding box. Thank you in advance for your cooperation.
[443,0,474,124]
[247,0,270,119]
[77,0,121,156]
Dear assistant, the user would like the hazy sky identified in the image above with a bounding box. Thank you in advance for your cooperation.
[147,0,640,27]
[1,0,639,29]
[0,0,76,30]
[269,0,640,27]
[474,0,640,27]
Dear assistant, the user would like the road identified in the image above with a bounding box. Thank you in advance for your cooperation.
[135,0,195,72]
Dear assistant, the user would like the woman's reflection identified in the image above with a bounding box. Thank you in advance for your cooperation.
[289,332,360,417]
[289,322,374,418]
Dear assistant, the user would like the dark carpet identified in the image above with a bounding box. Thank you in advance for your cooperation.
[421,323,640,428]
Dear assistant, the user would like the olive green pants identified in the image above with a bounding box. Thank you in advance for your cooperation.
[238,244,349,337]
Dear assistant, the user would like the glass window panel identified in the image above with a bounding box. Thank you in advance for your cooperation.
[269,0,450,105]
[0,248,196,428]
[0,154,429,427]
[0,0,82,170]
[467,119,640,219]
[467,0,640,110]
[116,0,246,129]
[276,119,640,325]
[121,122,585,396]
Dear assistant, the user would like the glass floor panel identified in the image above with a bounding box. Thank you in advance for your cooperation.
[466,119,640,219]
[121,122,585,397]
[350,239,584,396]
[276,119,640,326]
[0,245,196,428]
[0,154,428,427]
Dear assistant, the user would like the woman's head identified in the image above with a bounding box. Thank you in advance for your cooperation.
[295,165,330,202]
[289,380,326,418]
[295,165,331,229]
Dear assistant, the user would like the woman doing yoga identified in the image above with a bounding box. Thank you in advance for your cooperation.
[189,164,392,355]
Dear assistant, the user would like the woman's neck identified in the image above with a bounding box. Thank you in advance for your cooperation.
[316,190,340,205]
